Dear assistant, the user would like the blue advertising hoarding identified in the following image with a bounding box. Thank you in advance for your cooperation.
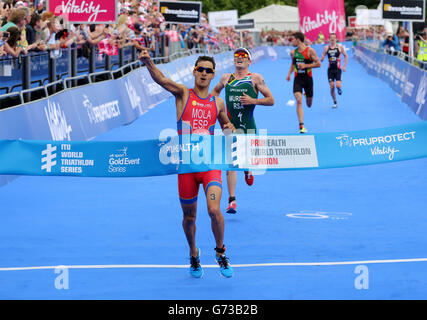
[1,121,427,178]
[355,45,426,120]
[1,44,426,186]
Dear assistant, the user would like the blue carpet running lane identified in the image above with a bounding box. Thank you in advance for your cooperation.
[0,48,426,299]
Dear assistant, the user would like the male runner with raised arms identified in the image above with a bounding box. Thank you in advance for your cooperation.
[320,33,348,108]
[286,32,321,133]
[139,48,235,278]
[211,47,275,214]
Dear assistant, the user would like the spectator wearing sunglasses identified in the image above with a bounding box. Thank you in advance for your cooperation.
[1,7,27,32]
[212,47,275,214]
[1,2,13,27]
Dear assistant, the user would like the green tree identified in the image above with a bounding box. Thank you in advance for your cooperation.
[344,0,381,17]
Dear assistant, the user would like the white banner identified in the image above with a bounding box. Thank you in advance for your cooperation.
[232,135,319,170]
[356,9,385,26]
[208,10,238,27]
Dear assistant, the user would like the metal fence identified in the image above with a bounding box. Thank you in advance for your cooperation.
[360,40,427,71]
[0,34,235,110]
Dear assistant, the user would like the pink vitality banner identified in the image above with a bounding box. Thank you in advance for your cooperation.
[47,0,118,24]
[298,0,346,42]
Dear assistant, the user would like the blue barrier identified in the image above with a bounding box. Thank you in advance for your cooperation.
[0,48,135,92]
[1,121,427,177]
[354,45,427,120]
[0,48,241,186]
[2,43,422,186]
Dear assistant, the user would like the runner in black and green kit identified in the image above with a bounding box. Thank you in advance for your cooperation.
[212,48,275,214]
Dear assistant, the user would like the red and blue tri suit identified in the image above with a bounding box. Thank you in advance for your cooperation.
[177,89,222,204]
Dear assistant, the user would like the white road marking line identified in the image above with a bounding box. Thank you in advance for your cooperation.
[1,258,427,272]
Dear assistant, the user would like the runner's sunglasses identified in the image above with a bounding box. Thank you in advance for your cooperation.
[234,52,249,59]
[194,66,215,74]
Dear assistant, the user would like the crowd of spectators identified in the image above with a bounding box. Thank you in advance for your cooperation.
[0,0,425,65]
[0,0,252,61]
[259,28,363,46]
[258,25,426,64]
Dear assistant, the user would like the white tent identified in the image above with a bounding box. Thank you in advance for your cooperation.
[240,4,299,31]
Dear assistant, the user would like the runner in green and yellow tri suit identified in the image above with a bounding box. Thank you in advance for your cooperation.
[212,48,275,214]
[224,73,258,133]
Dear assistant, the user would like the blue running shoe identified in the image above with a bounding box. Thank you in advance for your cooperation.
[215,254,234,278]
[189,248,203,278]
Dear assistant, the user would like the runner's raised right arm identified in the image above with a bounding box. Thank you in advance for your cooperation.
[139,47,186,98]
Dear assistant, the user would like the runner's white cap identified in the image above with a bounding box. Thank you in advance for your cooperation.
[234,47,252,60]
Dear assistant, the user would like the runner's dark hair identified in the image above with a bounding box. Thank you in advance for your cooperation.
[195,56,216,69]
